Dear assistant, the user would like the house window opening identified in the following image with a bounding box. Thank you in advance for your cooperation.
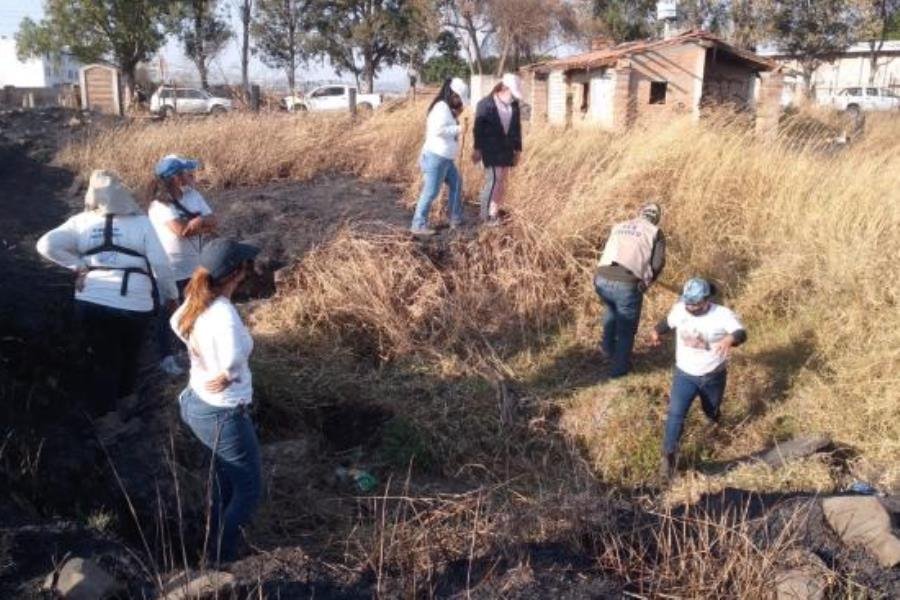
[650,81,667,104]
[580,82,590,113]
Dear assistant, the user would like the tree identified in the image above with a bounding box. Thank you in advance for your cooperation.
[313,0,433,93]
[440,0,495,75]
[237,0,254,93]
[487,0,577,74]
[397,0,442,90]
[589,0,656,42]
[767,0,869,95]
[170,0,233,89]
[421,30,468,83]
[15,0,170,106]
[859,1,900,83]
[253,0,314,92]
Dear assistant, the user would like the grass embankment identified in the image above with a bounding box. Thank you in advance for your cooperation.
[60,105,900,594]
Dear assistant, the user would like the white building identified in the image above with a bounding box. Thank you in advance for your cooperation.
[0,35,82,88]
[758,40,900,101]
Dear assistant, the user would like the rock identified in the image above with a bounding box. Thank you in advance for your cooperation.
[160,570,236,600]
[822,496,900,568]
[774,550,828,600]
[42,557,123,600]
[756,435,832,468]
[775,567,826,600]
[67,117,83,128]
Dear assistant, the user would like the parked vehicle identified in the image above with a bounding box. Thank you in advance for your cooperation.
[282,85,382,113]
[829,87,900,114]
[150,86,232,117]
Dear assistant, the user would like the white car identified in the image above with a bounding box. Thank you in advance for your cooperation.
[829,87,900,114]
[150,86,232,117]
[282,85,382,113]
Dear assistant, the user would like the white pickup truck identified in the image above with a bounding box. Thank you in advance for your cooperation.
[282,84,383,113]
[829,86,900,114]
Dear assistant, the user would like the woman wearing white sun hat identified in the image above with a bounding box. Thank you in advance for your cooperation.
[409,77,469,236]
[472,73,524,226]
[36,170,177,417]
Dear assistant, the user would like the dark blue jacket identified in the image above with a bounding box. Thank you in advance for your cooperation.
[473,95,522,167]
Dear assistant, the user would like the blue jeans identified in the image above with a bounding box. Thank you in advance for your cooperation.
[663,367,728,454]
[156,278,190,358]
[594,275,643,377]
[411,151,463,229]
[179,387,262,563]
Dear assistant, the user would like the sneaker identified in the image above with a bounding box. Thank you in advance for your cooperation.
[160,355,185,376]
[410,226,437,236]
[659,452,677,483]
[484,217,502,228]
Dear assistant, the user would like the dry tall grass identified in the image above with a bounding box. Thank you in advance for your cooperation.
[60,105,899,593]
[59,104,900,491]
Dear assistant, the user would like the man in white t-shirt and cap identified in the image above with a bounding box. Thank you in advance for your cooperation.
[594,202,666,378]
[650,277,748,482]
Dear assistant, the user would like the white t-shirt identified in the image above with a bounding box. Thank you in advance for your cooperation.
[171,297,253,408]
[36,212,177,312]
[148,188,213,281]
[666,302,745,376]
[421,100,462,160]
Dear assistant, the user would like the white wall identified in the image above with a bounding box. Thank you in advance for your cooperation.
[0,36,81,87]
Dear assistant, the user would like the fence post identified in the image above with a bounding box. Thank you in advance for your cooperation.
[250,84,260,112]
[348,87,357,117]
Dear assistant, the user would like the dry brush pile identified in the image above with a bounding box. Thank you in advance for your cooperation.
[59,105,900,593]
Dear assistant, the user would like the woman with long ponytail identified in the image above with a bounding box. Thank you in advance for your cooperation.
[171,238,261,563]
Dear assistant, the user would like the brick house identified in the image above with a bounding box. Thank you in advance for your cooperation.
[524,31,783,133]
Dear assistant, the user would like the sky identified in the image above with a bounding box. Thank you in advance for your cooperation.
[0,0,409,92]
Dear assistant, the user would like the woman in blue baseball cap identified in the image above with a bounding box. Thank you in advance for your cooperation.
[649,277,748,482]
[171,238,261,563]
[148,155,218,376]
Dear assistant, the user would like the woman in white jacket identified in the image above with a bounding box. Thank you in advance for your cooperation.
[409,77,469,236]
[36,170,177,417]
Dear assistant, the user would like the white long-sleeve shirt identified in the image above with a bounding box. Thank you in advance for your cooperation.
[36,212,177,313]
[171,297,253,408]
[421,100,462,160]
[148,188,214,281]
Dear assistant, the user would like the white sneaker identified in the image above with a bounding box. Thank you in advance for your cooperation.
[160,355,185,376]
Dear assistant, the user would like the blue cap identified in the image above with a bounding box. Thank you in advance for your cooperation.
[154,155,200,180]
[200,238,260,281]
[682,277,712,304]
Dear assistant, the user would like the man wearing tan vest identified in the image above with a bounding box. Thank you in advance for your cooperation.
[594,202,666,378]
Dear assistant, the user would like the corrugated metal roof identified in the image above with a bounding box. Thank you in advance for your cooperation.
[530,30,775,73]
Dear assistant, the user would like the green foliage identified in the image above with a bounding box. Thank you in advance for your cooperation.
[252,0,316,91]
[421,55,468,84]
[378,416,436,472]
[169,0,233,88]
[15,0,169,75]
[769,0,867,76]
[591,0,657,42]
[311,0,438,92]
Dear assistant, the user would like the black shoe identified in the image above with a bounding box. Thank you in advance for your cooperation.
[659,452,677,483]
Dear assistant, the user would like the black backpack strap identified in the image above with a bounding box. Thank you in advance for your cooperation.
[171,198,201,220]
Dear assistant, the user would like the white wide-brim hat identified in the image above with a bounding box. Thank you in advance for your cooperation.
[84,169,141,216]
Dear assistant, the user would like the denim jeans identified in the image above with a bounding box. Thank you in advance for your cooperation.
[593,275,643,377]
[155,278,189,358]
[179,387,261,563]
[662,367,728,454]
[411,151,463,229]
[75,300,152,416]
